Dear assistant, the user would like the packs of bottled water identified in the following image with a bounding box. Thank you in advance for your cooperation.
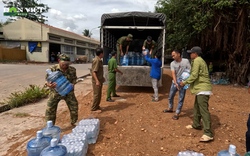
[42,121,61,142]
[26,130,51,156]
[177,150,204,156]
[61,132,88,156]
[74,118,100,144]
[40,138,67,156]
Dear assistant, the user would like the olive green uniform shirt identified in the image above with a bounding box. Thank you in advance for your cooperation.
[108,57,118,73]
[184,56,212,94]
[143,40,156,50]
[117,36,131,47]
[92,56,104,83]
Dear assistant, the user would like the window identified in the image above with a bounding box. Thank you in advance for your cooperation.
[77,47,86,55]
[49,35,61,41]
[76,41,87,46]
[64,38,74,44]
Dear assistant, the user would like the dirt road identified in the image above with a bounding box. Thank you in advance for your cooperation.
[1,69,250,156]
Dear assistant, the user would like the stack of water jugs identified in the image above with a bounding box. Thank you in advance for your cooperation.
[26,118,100,156]
[107,51,145,66]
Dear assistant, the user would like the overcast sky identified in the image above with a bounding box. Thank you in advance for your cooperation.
[0,0,158,40]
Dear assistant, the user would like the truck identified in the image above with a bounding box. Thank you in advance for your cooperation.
[100,11,166,87]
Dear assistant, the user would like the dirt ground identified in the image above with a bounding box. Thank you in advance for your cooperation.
[1,69,249,156]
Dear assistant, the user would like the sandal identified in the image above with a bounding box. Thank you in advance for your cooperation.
[186,125,202,130]
[163,109,173,113]
[172,115,179,120]
[199,135,213,142]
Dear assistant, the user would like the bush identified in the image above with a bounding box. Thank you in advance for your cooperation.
[4,85,50,108]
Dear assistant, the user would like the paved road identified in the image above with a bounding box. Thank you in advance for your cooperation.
[0,63,92,102]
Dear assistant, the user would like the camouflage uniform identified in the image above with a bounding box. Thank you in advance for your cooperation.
[45,54,78,125]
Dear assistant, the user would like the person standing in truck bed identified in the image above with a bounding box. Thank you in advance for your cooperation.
[142,36,157,65]
[142,36,157,58]
[116,34,133,65]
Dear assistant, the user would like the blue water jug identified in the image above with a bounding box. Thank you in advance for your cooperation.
[42,121,61,142]
[217,144,240,156]
[46,69,73,96]
[136,53,140,65]
[121,54,129,66]
[131,52,135,65]
[40,138,67,156]
[178,69,190,89]
[26,130,51,156]
[107,53,112,63]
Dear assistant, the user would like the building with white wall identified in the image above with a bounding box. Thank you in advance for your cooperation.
[0,18,100,62]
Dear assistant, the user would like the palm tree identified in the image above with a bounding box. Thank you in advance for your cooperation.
[82,29,92,37]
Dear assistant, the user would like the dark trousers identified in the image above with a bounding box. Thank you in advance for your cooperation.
[192,95,213,137]
[246,114,250,152]
[91,83,103,111]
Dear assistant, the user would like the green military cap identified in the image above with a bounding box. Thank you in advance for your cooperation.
[127,34,133,39]
[59,53,70,61]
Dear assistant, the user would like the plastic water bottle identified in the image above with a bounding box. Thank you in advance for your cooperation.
[46,69,73,96]
[217,144,240,156]
[42,121,61,142]
[26,131,51,156]
[122,54,129,66]
[107,52,112,63]
[179,69,190,89]
[136,53,140,65]
[73,118,100,144]
[131,52,135,65]
[40,138,67,156]
[177,150,204,156]
[61,132,88,156]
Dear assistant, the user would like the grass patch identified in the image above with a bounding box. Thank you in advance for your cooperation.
[4,85,50,109]
[14,112,30,117]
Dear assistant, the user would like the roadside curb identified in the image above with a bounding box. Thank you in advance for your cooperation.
[0,73,91,114]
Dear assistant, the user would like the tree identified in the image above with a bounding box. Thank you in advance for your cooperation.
[0,20,12,27]
[156,0,250,85]
[82,29,92,37]
[2,0,49,23]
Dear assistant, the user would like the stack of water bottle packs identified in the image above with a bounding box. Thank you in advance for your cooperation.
[26,118,100,156]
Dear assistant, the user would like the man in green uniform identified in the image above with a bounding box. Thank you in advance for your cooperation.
[180,46,214,142]
[45,53,78,126]
[142,36,157,58]
[106,51,123,102]
[91,48,105,112]
[116,34,133,65]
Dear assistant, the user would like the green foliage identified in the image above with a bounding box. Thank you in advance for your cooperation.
[155,0,249,50]
[82,29,91,37]
[4,85,50,108]
[2,0,49,23]
[14,112,30,117]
